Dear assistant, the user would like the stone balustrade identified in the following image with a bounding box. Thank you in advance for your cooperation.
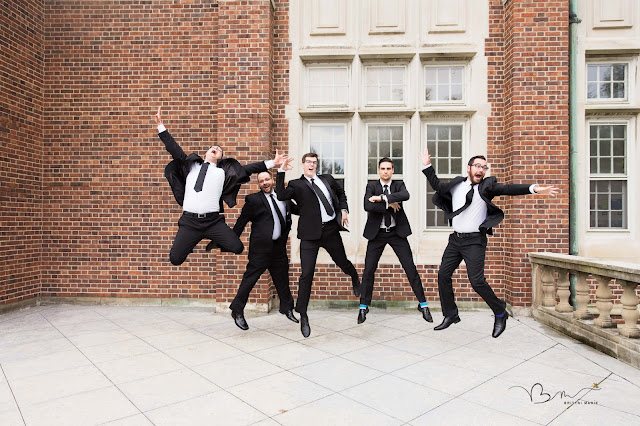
[529,252,640,367]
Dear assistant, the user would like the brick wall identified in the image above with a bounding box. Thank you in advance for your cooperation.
[0,0,44,307]
[495,0,570,307]
[41,0,222,300]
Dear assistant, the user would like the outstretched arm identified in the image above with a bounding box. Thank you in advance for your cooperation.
[275,157,297,201]
[533,185,560,197]
[420,148,445,192]
[155,106,186,160]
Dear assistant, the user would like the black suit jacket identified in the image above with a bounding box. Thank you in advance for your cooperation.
[276,172,348,240]
[363,180,412,240]
[232,191,297,254]
[422,166,532,235]
[160,130,267,211]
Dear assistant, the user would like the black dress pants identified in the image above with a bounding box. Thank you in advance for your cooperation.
[360,228,426,306]
[169,213,243,265]
[437,232,506,316]
[296,221,358,314]
[229,240,294,313]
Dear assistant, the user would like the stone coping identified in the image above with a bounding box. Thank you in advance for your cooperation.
[529,252,640,282]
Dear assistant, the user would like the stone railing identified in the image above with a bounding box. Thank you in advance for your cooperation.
[530,253,640,338]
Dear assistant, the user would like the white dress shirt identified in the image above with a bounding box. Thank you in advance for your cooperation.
[264,190,286,240]
[303,175,336,223]
[379,180,397,229]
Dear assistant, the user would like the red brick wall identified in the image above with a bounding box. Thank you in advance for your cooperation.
[0,0,44,307]
[494,0,570,307]
[41,0,222,300]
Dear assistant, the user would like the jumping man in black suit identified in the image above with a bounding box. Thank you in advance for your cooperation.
[276,153,361,337]
[358,158,432,324]
[420,148,559,338]
[155,107,286,265]
[229,171,299,330]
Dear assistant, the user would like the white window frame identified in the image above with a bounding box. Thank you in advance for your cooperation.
[364,120,410,181]
[421,119,468,232]
[423,63,467,106]
[305,64,351,108]
[585,57,637,105]
[363,64,408,107]
[586,119,631,232]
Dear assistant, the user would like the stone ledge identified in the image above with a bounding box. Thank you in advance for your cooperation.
[533,307,640,370]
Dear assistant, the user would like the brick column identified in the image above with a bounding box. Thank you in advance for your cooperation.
[498,0,570,308]
[216,0,275,309]
[0,0,44,308]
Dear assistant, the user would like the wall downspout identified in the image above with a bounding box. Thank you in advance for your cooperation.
[569,0,581,308]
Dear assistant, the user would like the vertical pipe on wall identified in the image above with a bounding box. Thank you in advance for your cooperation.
[569,0,581,308]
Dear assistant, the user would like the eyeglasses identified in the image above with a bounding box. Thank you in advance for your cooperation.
[304,160,318,165]
[471,163,489,171]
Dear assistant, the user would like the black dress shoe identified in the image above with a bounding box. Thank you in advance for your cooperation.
[434,315,460,330]
[351,275,361,297]
[357,307,369,324]
[492,312,508,338]
[300,314,311,338]
[418,305,433,323]
[231,311,249,330]
[281,309,299,323]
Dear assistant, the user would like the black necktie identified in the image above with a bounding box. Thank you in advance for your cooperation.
[270,194,286,231]
[310,178,334,216]
[450,183,475,218]
[194,162,209,192]
[383,184,392,228]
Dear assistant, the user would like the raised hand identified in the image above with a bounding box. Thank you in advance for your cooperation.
[418,148,431,166]
[154,106,163,126]
[534,185,560,198]
[281,156,295,171]
[273,149,288,168]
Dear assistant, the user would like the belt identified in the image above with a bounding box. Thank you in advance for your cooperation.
[381,227,396,233]
[453,231,481,238]
[183,211,219,218]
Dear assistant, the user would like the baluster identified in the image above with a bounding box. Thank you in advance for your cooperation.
[573,271,592,320]
[618,280,640,338]
[556,269,572,313]
[540,265,556,307]
[593,275,615,328]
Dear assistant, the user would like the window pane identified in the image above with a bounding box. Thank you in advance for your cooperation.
[308,67,348,106]
[613,158,625,174]
[589,139,597,156]
[450,84,462,101]
[612,139,624,156]
[599,66,611,81]
[590,211,596,227]
[368,125,404,175]
[366,66,405,104]
[599,84,611,98]
[590,158,597,173]
[309,125,345,177]
[598,211,609,227]
[612,82,625,98]
[599,140,611,156]
[587,65,597,81]
[599,158,611,173]
[612,125,625,138]
[425,66,464,103]
[599,125,610,138]
[437,158,449,174]
[612,64,625,81]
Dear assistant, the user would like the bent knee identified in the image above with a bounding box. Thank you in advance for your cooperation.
[170,254,186,266]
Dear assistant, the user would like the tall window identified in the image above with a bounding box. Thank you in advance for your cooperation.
[589,123,627,229]
[367,124,404,177]
[307,66,349,107]
[309,123,346,187]
[364,66,406,106]
[587,63,627,101]
[425,124,464,228]
[424,65,464,104]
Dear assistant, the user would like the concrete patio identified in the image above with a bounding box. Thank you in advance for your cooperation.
[1,304,639,425]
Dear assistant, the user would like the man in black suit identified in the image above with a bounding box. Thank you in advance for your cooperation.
[155,107,286,265]
[420,148,559,338]
[276,153,361,337]
[229,171,299,330]
[357,158,432,324]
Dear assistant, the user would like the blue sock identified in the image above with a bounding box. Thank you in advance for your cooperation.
[419,302,428,308]
[495,311,505,318]
[360,304,367,310]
